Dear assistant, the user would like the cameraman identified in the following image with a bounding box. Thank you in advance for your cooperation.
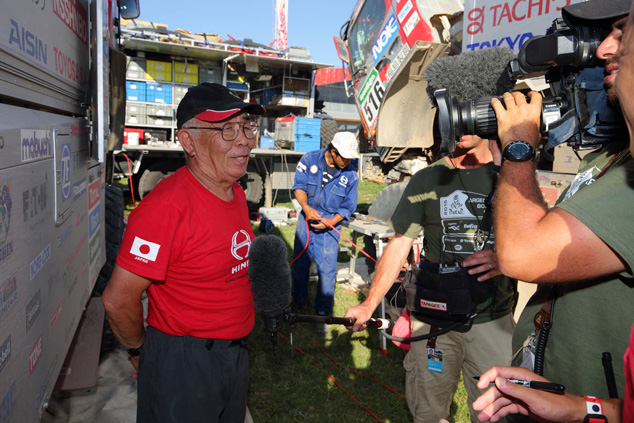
[486,0,634,415]
[345,47,519,423]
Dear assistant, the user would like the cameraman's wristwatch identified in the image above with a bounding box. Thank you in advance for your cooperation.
[502,141,535,164]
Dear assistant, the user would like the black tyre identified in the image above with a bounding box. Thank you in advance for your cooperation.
[356,126,371,154]
[138,160,184,199]
[92,185,125,355]
[318,115,338,148]
[239,171,264,210]
[364,182,408,273]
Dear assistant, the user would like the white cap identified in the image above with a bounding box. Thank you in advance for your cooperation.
[331,132,360,159]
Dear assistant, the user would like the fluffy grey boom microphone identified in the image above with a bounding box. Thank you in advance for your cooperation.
[248,235,291,315]
[425,47,517,102]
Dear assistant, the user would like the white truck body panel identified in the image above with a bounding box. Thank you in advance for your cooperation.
[463,0,584,53]
[0,0,110,420]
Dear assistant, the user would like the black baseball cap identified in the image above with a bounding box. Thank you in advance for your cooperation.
[176,82,265,129]
[562,0,630,28]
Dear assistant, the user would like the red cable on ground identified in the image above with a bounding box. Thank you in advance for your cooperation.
[123,153,136,206]
[323,219,377,263]
[321,218,406,282]
[311,338,405,399]
[278,332,385,423]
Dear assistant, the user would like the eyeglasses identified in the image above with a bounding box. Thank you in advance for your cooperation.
[185,121,259,141]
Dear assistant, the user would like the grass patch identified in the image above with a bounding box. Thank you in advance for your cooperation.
[247,180,470,422]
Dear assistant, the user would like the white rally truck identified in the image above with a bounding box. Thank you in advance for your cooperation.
[0,0,139,421]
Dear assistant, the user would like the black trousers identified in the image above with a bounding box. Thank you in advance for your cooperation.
[137,326,249,423]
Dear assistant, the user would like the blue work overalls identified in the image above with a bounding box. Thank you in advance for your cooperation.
[291,148,359,315]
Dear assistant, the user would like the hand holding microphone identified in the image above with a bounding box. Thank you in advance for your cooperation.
[248,235,390,336]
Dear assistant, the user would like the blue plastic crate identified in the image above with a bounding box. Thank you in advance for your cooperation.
[146,83,173,104]
[294,118,321,137]
[294,135,320,152]
[227,81,249,91]
[126,80,146,102]
[259,136,275,149]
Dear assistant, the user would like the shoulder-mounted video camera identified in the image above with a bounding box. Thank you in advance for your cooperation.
[435,18,621,154]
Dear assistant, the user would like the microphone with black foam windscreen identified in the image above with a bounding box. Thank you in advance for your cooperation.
[249,234,291,340]
[248,235,391,336]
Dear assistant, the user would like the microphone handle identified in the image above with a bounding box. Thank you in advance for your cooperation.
[285,313,388,328]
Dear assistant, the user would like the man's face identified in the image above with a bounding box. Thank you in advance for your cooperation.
[597,16,629,105]
[189,112,255,184]
[456,134,486,151]
[614,6,634,155]
[331,149,352,169]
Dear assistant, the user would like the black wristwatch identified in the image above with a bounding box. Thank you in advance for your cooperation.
[127,343,144,357]
[502,141,535,164]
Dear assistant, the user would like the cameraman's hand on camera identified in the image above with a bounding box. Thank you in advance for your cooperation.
[491,91,542,149]
[462,250,501,282]
[473,366,588,423]
[488,139,502,166]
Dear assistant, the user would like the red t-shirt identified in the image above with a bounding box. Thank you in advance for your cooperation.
[624,321,634,421]
[116,167,255,339]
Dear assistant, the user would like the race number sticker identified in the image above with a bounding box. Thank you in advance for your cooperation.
[385,43,411,82]
[358,68,385,127]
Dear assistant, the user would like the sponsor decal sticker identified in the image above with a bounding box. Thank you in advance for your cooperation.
[0,277,17,321]
[8,20,47,65]
[26,290,41,333]
[52,0,88,45]
[29,335,43,375]
[21,130,52,162]
[397,0,414,22]
[23,180,48,225]
[61,143,71,202]
[0,381,16,421]
[50,300,63,333]
[73,178,87,200]
[0,184,14,264]
[30,244,51,280]
[88,205,100,238]
[386,43,411,82]
[371,14,399,63]
[420,299,448,311]
[0,336,11,374]
[403,10,421,37]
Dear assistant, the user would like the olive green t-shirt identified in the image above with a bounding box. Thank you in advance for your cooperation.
[511,140,634,402]
[390,159,516,323]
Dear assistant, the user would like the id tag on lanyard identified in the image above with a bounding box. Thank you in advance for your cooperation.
[427,348,443,373]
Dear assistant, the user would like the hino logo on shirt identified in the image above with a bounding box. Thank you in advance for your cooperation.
[420,299,447,312]
[130,236,161,262]
[231,230,251,260]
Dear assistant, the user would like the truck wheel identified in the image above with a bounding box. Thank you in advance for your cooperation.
[138,160,184,199]
[239,171,264,210]
[319,115,338,148]
[92,186,125,355]
[364,182,408,273]
[356,126,371,154]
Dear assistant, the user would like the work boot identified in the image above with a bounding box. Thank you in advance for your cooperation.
[289,300,309,314]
